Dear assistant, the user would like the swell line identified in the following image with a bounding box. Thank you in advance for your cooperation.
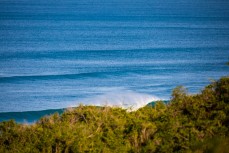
[0,72,103,82]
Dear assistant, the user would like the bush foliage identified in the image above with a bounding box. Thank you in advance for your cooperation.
[0,76,229,153]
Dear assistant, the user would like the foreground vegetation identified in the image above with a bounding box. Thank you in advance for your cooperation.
[0,76,229,153]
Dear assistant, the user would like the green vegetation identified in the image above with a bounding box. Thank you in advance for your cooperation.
[0,76,229,153]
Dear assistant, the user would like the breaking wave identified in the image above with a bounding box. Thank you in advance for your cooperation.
[0,90,161,123]
[80,90,161,111]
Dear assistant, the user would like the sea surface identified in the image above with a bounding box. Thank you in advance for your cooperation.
[0,0,229,122]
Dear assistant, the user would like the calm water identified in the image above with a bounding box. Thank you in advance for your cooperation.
[0,0,229,117]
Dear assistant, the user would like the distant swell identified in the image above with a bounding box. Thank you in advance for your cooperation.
[0,47,226,59]
[0,72,103,82]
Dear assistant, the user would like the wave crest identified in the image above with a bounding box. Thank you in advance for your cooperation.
[79,90,160,111]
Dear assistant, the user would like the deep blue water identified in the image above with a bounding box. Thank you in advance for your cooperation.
[0,0,229,122]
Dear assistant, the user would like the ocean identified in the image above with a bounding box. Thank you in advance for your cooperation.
[0,0,229,122]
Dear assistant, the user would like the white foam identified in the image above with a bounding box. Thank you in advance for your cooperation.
[76,90,160,111]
